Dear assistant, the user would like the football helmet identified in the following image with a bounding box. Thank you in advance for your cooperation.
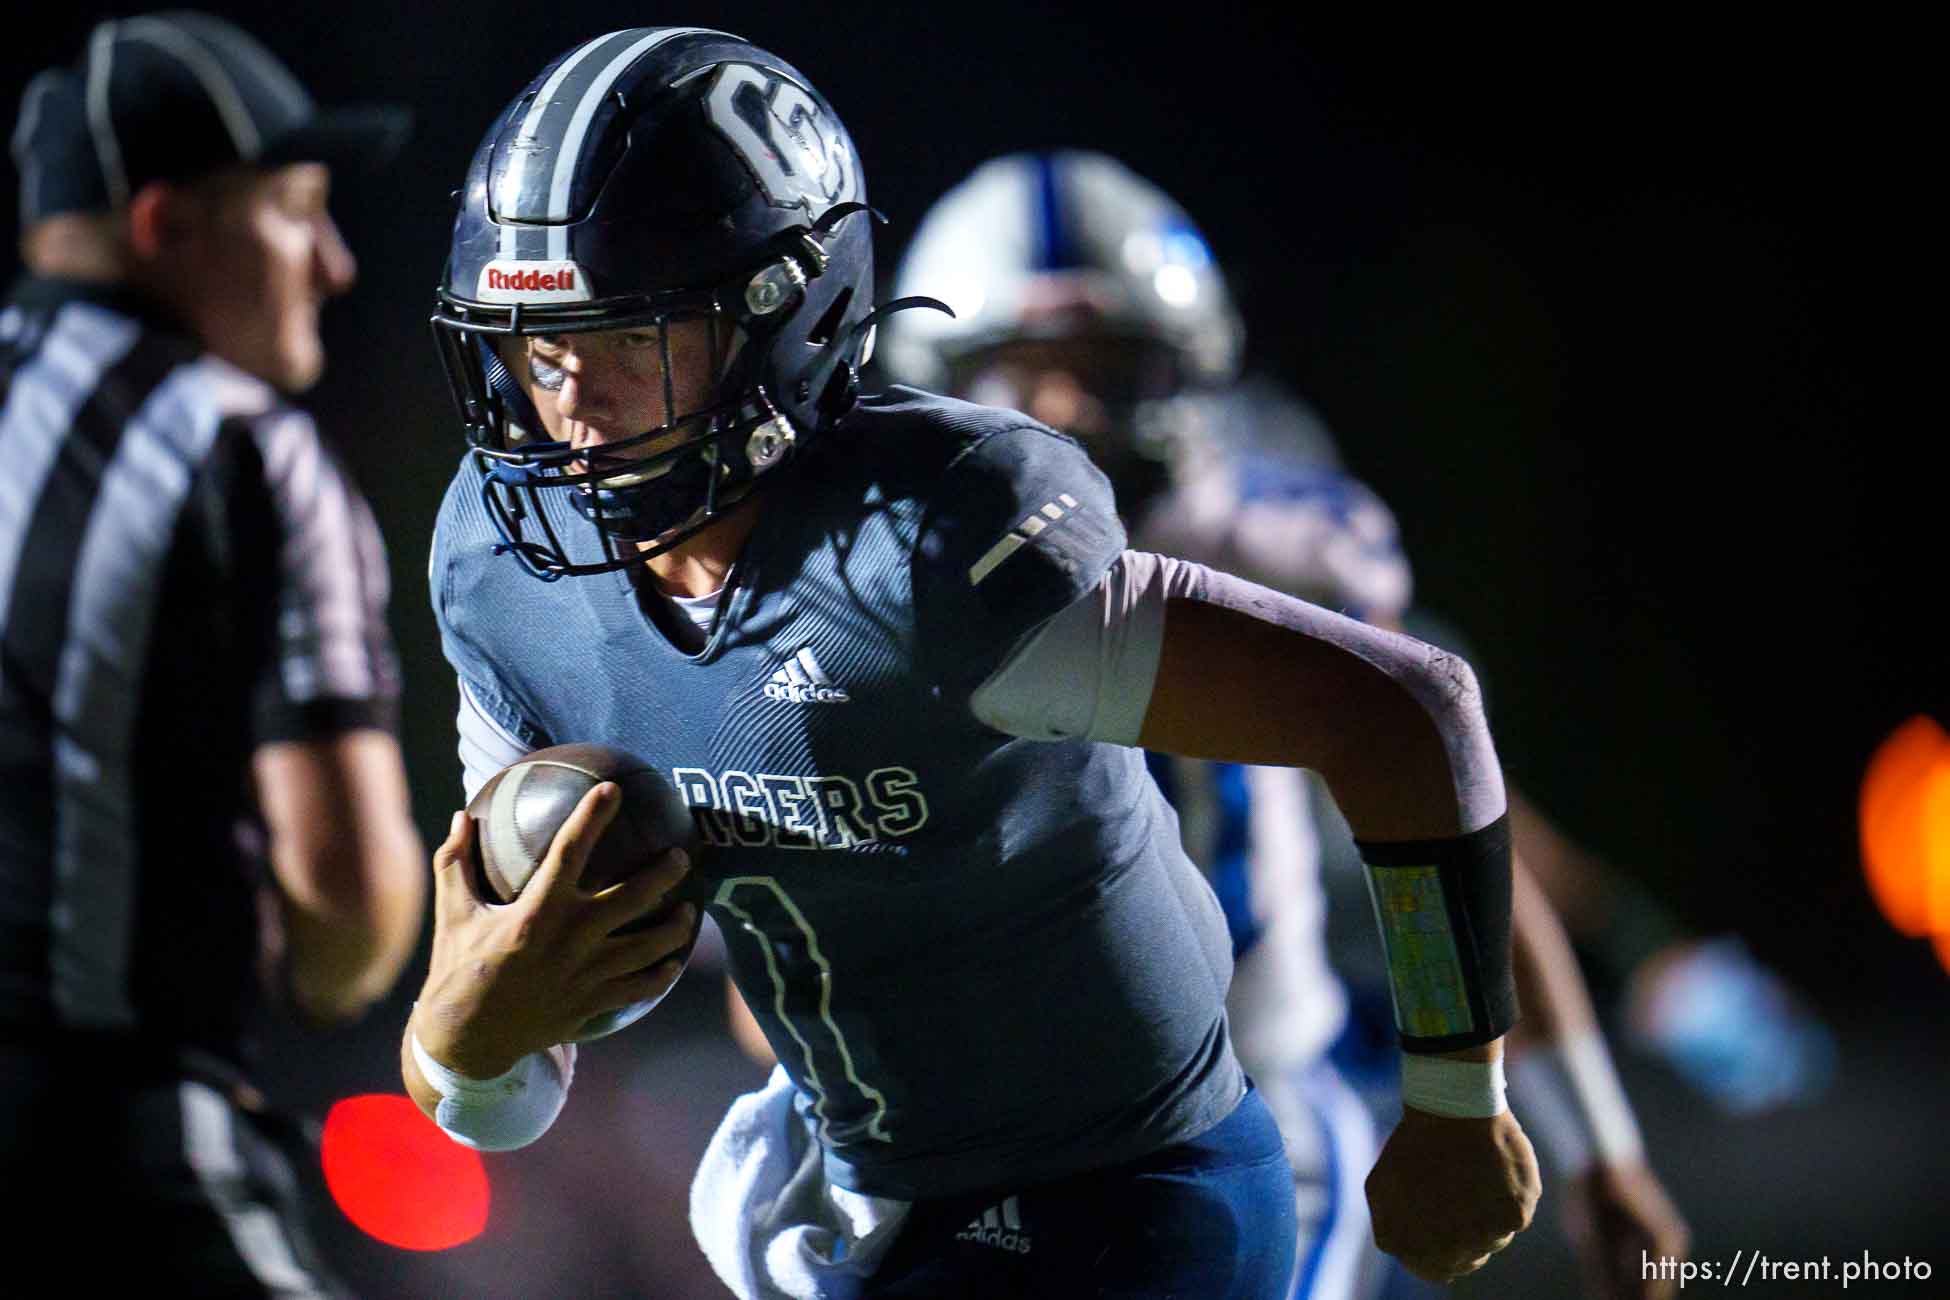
[880,151,1242,509]
[433,28,879,577]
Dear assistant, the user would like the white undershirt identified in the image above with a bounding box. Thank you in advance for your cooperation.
[666,587,723,635]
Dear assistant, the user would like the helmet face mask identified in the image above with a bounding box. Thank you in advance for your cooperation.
[432,28,876,578]
[434,291,799,576]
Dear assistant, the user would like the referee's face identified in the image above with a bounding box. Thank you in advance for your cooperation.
[175,163,357,393]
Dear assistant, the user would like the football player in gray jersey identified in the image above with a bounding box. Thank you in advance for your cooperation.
[883,150,1693,1300]
[407,29,1535,1299]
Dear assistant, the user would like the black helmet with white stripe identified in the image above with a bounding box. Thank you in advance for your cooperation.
[433,27,877,577]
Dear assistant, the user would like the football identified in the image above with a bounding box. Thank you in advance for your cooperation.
[467,743,703,1040]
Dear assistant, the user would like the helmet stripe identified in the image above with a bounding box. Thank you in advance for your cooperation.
[513,223,549,261]
[495,28,732,261]
[1032,152,1080,271]
[495,29,645,256]
[544,28,723,258]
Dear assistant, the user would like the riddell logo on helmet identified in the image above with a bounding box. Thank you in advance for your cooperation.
[488,266,572,291]
[476,259,593,304]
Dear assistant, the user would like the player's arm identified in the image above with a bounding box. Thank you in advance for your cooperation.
[726,975,779,1069]
[1508,786,1627,942]
[1511,788,1834,1115]
[1507,864,1690,1299]
[1372,612,1685,1284]
[255,730,424,1024]
[400,682,567,1140]
[400,807,588,1150]
[972,549,1534,1281]
[234,410,426,1026]
[1137,568,1491,840]
[398,676,688,1147]
[402,789,688,1141]
[931,436,1525,1277]
[1144,561,1534,1279]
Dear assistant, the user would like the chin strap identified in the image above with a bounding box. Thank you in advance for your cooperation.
[568,450,717,541]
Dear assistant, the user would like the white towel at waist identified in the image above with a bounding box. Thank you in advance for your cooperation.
[690,1065,912,1300]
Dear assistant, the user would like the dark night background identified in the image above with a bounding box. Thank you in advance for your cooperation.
[7,5,1942,1297]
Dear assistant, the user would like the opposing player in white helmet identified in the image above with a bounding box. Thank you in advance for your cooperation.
[883,149,1696,1300]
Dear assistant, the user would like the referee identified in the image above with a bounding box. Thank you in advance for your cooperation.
[1,14,424,1294]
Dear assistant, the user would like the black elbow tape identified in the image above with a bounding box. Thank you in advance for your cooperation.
[1355,814,1518,1053]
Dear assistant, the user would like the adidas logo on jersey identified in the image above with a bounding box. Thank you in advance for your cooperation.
[764,647,850,704]
[954,1196,1031,1254]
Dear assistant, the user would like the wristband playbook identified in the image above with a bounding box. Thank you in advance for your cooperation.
[1357,814,1518,1052]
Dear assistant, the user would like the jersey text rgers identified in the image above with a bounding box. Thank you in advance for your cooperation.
[672,765,929,849]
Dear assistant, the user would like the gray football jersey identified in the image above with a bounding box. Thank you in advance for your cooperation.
[432,387,1242,1199]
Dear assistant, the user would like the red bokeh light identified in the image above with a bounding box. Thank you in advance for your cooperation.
[321,1094,490,1251]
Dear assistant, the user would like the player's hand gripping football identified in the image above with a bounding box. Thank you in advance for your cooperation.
[1366,1097,1541,1282]
[412,786,694,1079]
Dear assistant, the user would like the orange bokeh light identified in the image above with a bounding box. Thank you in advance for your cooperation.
[1858,715,1950,938]
[321,1094,490,1251]
[1925,763,1950,938]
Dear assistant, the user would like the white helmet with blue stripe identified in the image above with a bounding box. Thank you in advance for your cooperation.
[880,151,1242,394]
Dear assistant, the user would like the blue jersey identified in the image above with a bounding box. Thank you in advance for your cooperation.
[432,387,1243,1200]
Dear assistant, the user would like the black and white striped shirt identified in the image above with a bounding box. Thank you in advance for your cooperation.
[0,277,398,1063]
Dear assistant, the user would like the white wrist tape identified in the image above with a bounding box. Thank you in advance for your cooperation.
[1506,1030,1645,1174]
[1400,1051,1508,1119]
[411,1032,574,1153]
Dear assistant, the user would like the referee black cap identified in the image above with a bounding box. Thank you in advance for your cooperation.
[12,11,411,223]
